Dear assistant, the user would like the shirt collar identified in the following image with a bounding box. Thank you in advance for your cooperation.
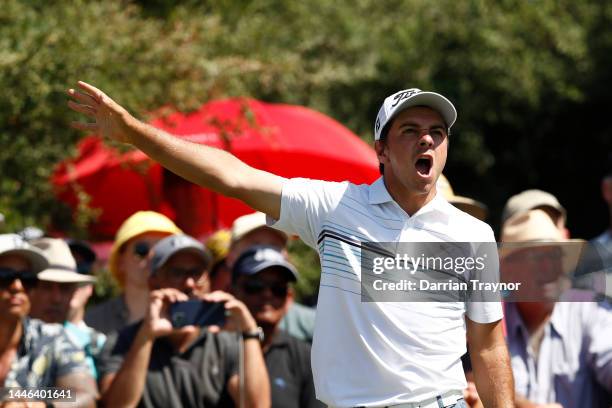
[368,176,448,221]
[18,317,33,356]
[505,302,564,340]
[368,176,394,204]
[549,305,565,339]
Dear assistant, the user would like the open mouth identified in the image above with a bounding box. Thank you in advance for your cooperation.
[415,157,433,177]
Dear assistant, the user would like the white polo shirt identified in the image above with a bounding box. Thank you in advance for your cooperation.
[269,177,503,407]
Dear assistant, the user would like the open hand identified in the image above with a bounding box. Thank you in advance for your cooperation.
[67,81,134,144]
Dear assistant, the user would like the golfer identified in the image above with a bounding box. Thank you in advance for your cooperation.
[68,82,513,407]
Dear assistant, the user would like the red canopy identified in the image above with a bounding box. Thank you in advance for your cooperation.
[53,98,379,240]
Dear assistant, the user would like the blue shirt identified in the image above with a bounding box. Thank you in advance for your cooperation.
[64,321,106,380]
[506,300,612,407]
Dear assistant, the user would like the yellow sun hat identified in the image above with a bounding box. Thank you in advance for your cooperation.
[109,211,182,287]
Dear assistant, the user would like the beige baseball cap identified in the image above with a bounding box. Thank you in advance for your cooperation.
[230,212,287,244]
[502,189,566,225]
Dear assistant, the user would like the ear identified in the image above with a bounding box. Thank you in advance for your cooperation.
[374,140,388,165]
[285,286,295,311]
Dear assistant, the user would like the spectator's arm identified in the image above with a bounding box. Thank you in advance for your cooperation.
[466,317,515,408]
[203,292,270,408]
[227,337,271,408]
[100,289,191,407]
[54,371,98,408]
[68,82,284,219]
[99,325,154,407]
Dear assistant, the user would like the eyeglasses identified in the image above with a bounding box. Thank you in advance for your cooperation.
[0,268,38,290]
[133,241,151,258]
[163,267,206,281]
[241,280,288,298]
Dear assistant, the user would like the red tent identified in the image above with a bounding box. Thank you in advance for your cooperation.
[53,98,379,240]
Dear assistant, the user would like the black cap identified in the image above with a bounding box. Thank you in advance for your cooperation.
[232,245,298,283]
[66,239,97,264]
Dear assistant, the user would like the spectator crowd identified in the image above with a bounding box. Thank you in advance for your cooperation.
[1,159,611,407]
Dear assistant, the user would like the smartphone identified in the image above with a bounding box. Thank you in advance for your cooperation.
[169,300,226,328]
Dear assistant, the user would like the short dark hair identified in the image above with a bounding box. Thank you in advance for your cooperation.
[377,121,392,175]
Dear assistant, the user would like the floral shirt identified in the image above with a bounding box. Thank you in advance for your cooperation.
[4,318,90,387]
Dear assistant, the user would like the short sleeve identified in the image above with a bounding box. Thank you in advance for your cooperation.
[96,325,138,379]
[267,178,348,248]
[465,226,504,324]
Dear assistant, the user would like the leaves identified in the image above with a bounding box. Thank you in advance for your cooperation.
[1,0,611,297]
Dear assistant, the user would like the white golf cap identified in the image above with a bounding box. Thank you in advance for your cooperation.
[0,233,48,273]
[374,88,457,141]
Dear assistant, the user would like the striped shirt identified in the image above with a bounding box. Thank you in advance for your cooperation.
[269,176,502,406]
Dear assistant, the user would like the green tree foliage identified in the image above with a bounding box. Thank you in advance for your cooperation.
[2,0,611,299]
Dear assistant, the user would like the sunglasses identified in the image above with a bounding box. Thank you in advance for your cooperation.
[241,280,288,298]
[133,241,151,258]
[0,268,38,290]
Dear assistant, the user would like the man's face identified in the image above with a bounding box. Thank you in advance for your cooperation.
[375,106,448,198]
[0,254,35,320]
[118,232,173,289]
[150,251,209,297]
[233,267,292,328]
[29,281,78,323]
[501,245,568,302]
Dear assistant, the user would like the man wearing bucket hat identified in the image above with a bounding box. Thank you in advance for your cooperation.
[28,238,106,380]
[85,210,182,335]
[232,245,322,408]
[0,234,98,407]
[69,83,513,407]
[98,234,270,408]
[500,209,612,408]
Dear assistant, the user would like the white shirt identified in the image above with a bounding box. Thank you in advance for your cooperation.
[269,176,503,406]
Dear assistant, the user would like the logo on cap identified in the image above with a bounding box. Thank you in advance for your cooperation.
[391,88,421,107]
[254,247,285,263]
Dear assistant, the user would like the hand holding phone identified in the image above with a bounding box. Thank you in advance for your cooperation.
[169,299,227,328]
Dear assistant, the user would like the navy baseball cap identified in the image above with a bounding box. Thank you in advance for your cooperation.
[232,245,298,283]
[150,234,212,275]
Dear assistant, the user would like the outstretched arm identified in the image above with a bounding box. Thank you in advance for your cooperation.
[466,317,514,408]
[67,81,284,219]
